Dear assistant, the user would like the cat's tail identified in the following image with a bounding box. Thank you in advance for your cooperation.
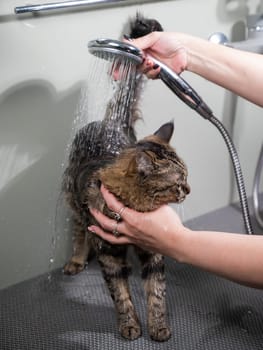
[104,12,163,134]
[127,12,164,126]
[124,11,163,39]
[104,13,164,132]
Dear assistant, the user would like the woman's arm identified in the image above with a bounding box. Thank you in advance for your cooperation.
[131,32,263,107]
[181,34,263,107]
[176,227,263,289]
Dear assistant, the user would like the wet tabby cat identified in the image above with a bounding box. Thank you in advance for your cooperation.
[62,14,190,341]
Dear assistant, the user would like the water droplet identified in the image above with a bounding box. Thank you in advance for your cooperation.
[51,237,56,246]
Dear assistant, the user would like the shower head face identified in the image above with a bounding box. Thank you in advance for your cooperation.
[88,38,143,65]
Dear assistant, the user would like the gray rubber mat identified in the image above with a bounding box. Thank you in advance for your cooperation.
[1,256,263,350]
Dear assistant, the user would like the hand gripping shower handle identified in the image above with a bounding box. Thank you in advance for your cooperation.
[149,56,214,120]
[121,36,213,120]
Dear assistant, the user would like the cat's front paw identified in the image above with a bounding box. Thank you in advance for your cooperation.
[149,324,171,342]
[120,322,142,341]
[63,260,86,275]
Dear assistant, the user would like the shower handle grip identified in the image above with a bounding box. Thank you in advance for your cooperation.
[150,56,214,120]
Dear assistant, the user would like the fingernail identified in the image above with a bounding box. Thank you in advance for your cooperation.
[88,226,95,233]
[153,64,159,69]
[123,34,132,41]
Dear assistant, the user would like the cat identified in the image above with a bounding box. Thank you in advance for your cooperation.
[62,13,190,341]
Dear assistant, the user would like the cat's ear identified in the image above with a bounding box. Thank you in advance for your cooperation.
[154,121,174,143]
[136,151,153,177]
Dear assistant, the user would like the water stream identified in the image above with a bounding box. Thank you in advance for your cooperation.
[48,55,142,277]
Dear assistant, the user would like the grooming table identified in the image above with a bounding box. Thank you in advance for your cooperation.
[1,203,263,350]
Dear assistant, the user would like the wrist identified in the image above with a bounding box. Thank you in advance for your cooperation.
[167,224,193,263]
[175,33,213,74]
[173,32,196,72]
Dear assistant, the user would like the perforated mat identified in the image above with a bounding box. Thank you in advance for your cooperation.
[1,256,263,350]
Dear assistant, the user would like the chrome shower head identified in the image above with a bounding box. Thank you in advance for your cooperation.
[88,38,143,65]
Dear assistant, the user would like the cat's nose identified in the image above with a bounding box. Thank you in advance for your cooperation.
[177,183,190,203]
[183,183,191,195]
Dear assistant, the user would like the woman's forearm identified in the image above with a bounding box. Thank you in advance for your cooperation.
[173,227,263,289]
[178,34,263,107]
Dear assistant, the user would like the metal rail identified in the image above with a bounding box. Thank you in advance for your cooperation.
[14,0,128,14]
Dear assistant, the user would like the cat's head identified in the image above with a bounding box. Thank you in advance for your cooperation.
[133,121,190,208]
[100,122,190,211]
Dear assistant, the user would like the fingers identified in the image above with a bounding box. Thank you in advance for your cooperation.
[90,207,115,230]
[100,185,123,212]
[128,32,161,51]
[100,185,136,224]
[89,186,144,246]
[88,207,132,245]
[123,32,161,80]
[88,224,132,245]
[139,58,160,79]
[90,207,130,235]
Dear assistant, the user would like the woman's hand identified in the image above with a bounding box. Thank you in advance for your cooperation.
[127,31,188,79]
[88,185,184,255]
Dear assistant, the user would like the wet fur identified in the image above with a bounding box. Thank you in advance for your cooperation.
[62,13,190,341]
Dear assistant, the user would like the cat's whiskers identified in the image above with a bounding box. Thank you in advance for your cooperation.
[172,203,186,222]
[150,193,158,210]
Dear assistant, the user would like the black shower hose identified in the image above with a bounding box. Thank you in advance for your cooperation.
[209,114,253,234]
